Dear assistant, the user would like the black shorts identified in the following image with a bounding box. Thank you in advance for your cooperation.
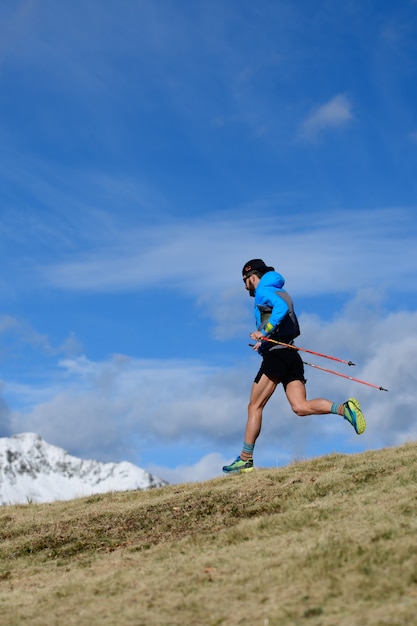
[254,348,306,389]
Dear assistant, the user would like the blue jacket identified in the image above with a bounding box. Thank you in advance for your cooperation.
[254,271,300,344]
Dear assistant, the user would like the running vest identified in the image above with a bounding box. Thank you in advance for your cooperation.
[258,290,300,347]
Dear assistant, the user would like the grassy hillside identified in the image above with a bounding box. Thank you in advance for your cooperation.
[1,442,417,626]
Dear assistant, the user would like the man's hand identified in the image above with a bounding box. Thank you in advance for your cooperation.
[249,331,265,342]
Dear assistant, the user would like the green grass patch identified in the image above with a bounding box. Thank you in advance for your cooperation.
[1,442,417,624]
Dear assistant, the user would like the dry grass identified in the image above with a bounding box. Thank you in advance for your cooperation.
[1,442,417,625]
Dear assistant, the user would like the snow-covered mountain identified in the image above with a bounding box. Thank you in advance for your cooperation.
[0,432,168,505]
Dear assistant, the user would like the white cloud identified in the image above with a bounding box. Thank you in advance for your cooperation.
[34,205,417,341]
[298,93,353,141]
[0,315,18,332]
[0,315,82,358]
[0,394,11,437]
[5,305,417,481]
[39,206,416,294]
[148,452,229,484]
[7,355,250,463]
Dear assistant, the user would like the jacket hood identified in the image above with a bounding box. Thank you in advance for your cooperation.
[258,270,285,290]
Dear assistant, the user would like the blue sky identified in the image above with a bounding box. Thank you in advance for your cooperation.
[1,0,417,484]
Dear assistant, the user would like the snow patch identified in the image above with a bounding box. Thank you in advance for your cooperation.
[0,432,168,505]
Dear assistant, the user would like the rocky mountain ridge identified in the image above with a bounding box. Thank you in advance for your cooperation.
[0,432,167,505]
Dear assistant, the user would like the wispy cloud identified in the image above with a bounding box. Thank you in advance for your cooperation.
[39,205,417,297]
[2,200,415,342]
[298,94,353,141]
[0,315,82,358]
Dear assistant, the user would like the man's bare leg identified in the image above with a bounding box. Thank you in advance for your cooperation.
[285,380,333,416]
[284,381,366,434]
[240,374,278,460]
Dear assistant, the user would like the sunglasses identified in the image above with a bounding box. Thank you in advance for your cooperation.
[242,272,255,283]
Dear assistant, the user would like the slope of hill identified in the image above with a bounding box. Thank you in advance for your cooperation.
[0,432,167,505]
[1,441,417,625]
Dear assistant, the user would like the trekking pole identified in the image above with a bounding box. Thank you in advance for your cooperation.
[248,345,388,391]
[303,360,388,391]
[259,337,355,366]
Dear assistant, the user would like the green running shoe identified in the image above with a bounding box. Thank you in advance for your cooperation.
[343,398,366,434]
[222,456,254,474]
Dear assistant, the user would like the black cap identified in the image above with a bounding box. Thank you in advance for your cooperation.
[242,259,275,279]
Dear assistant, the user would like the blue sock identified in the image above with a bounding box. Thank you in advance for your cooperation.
[331,402,343,415]
[242,442,255,458]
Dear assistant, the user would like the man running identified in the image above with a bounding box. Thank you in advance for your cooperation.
[223,259,366,474]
